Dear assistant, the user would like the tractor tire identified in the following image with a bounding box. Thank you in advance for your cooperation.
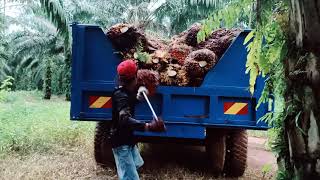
[206,129,226,175]
[94,122,115,168]
[224,130,248,177]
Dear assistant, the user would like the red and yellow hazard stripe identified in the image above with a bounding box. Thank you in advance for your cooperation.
[223,102,248,115]
[89,96,112,108]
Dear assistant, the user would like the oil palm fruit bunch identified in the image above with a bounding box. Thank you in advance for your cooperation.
[106,23,240,88]
[168,44,192,65]
[137,69,160,95]
[184,49,217,79]
[197,28,240,57]
[185,23,201,47]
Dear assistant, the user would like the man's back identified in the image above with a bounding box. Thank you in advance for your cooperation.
[110,87,144,148]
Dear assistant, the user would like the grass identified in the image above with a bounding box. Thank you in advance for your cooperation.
[248,129,278,151]
[0,91,95,157]
[248,130,268,138]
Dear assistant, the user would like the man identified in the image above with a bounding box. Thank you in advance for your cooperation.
[110,59,166,180]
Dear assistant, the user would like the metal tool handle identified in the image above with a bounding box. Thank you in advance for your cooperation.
[142,91,158,121]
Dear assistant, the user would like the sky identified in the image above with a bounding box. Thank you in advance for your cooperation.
[2,2,22,17]
[2,2,24,32]
[147,0,166,11]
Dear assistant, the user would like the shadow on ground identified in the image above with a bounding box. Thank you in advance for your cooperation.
[137,137,277,180]
[141,143,209,172]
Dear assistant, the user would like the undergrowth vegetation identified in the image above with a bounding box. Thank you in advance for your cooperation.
[0,91,95,157]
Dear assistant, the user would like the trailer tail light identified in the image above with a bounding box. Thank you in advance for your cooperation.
[223,102,248,115]
[89,96,112,108]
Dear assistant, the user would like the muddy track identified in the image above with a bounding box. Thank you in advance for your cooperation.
[247,137,277,171]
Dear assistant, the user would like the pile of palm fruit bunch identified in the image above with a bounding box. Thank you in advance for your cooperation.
[106,23,240,91]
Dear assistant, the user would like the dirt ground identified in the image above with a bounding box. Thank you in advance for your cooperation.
[0,137,276,180]
[247,137,277,171]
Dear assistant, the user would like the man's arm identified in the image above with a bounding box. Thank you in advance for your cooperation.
[114,91,146,131]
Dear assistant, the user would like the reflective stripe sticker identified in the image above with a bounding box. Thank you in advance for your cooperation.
[224,102,248,115]
[89,96,112,108]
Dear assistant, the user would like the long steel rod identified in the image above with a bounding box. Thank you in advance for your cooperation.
[142,91,158,121]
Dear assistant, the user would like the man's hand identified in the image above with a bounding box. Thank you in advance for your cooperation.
[136,86,149,101]
[145,118,166,132]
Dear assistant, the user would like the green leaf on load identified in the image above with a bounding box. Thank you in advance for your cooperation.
[134,52,150,63]
[197,30,206,43]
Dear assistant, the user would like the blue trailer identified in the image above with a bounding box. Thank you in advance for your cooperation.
[70,23,271,177]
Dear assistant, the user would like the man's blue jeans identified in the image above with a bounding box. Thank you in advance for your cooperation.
[112,145,144,180]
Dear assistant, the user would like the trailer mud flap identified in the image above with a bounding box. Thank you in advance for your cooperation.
[134,124,205,139]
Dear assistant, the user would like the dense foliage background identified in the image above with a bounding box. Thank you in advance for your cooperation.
[1,0,239,99]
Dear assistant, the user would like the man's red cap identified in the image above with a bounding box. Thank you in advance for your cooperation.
[117,59,138,79]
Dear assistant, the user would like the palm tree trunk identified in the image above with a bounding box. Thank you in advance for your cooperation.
[63,50,71,101]
[44,59,52,99]
[284,0,320,178]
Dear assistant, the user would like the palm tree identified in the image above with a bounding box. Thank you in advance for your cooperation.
[0,2,12,82]
[0,11,8,80]
[0,37,12,82]
[10,9,64,99]
[39,0,107,100]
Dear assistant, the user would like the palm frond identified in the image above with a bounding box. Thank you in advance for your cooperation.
[184,0,233,8]
[19,56,34,69]
[27,58,40,70]
[69,0,96,23]
[0,60,12,80]
[28,16,58,35]
[13,34,55,59]
[39,0,69,45]
[146,0,233,35]
[0,31,11,80]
